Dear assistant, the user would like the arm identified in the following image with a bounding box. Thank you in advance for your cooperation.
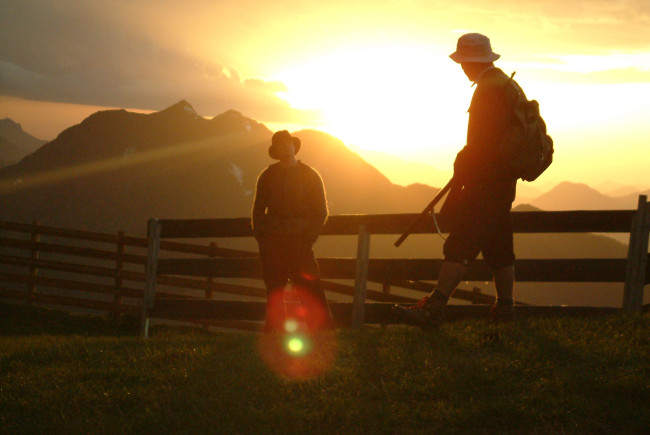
[251,170,269,240]
[304,168,328,244]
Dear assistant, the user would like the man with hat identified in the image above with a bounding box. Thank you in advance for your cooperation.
[252,130,334,333]
[393,33,520,328]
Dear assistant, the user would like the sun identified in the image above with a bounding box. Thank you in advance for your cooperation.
[274,43,470,160]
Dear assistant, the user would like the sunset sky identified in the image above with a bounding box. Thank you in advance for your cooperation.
[1,0,648,189]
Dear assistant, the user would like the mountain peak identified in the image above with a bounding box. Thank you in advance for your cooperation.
[0,118,21,130]
[0,118,46,161]
[210,109,269,136]
[530,180,637,211]
[0,118,45,146]
[158,100,200,118]
[0,118,40,140]
[211,109,247,123]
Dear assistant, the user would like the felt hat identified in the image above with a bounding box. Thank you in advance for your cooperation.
[269,130,301,159]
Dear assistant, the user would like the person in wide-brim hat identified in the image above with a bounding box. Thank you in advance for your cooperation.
[269,130,301,160]
[392,32,520,329]
[253,129,334,333]
[449,32,500,64]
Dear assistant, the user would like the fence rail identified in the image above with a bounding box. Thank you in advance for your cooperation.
[156,209,637,238]
[155,257,634,282]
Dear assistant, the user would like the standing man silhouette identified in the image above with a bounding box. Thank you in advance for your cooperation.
[394,33,519,328]
[252,130,334,333]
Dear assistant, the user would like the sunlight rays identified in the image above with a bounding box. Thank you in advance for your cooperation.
[0,133,247,194]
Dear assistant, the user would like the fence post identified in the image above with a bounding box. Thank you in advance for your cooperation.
[202,241,218,330]
[27,220,40,304]
[623,195,649,313]
[472,287,482,304]
[206,242,218,300]
[141,218,161,338]
[112,230,125,319]
[352,224,370,327]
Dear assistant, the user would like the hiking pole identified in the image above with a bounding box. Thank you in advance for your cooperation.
[394,178,454,247]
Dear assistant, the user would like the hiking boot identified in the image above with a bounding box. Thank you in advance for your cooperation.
[391,296,446,329]
[490,303,514,324]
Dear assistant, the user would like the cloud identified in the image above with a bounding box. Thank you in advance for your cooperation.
[1,0,648,126]
[0,0,317,124]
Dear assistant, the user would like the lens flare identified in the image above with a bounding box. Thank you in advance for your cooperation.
[287,336,305,353]
[284,319,299,333]
[295,306,308,319]
[258,286,338,381]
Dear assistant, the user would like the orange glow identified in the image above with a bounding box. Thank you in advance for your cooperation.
[275,44,469,159]
[258,286,338,381]
[2,2,649,189]
[0,133,245,195]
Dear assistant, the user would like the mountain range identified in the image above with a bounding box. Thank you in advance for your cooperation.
[1,102,646,235]
[0,101,443,235]
[529,181,649,211]
[1,101,646,307]
[0,119,46,167]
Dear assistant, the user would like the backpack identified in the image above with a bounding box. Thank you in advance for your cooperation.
[500,72,554,182]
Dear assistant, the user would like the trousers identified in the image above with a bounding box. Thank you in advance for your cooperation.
[257,234,333,331]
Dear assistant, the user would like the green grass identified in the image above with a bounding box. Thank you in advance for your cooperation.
[1,302,649,434]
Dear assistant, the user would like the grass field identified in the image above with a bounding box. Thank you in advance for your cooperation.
[1,302,648,434]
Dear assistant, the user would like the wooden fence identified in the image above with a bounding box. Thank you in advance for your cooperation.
[140,196,650,337]
[0,220,277,330]
[0,219,435,331]
[1,196,648,336]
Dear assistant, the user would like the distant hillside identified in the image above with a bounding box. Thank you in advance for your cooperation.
[529,181,643,210]
[0,101,440,235]
[0,119,46,167]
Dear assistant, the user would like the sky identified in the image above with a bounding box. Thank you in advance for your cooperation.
[1,0,649,189]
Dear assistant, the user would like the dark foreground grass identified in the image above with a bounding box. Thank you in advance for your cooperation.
[1,302,648,434]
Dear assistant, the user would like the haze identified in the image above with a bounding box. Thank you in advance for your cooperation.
[1,0,648,188]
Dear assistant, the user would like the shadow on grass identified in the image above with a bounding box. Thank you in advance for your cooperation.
[0,302,140,336]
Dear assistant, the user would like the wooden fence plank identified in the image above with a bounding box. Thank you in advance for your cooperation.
[148,299,619,325]
[320,280,415,303]
[158,218,252,239]
[0,288,140,314]
[0,220,119,243]
[0,272,143,298]
[156,257,628,283]
[0,255,119,277]
[154,210,635,238]
[0,237,145,264]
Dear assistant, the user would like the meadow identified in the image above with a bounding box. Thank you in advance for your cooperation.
[1,302,648,434]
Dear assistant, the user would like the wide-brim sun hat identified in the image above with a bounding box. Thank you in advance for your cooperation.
[449,33,500,63]
[269,130,301,159]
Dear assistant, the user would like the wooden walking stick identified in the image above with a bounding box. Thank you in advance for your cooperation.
[394,178,454,247]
